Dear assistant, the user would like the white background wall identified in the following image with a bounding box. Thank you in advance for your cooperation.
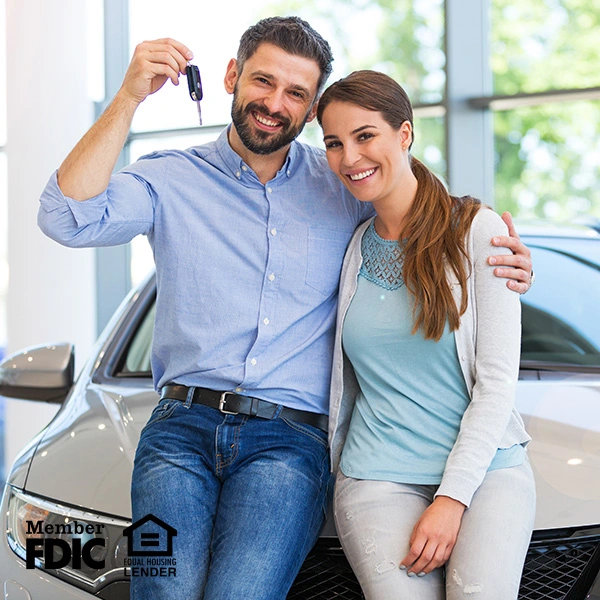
[5,0,97,469]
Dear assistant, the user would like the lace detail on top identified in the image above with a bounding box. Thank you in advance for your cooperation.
[360,221,405,290]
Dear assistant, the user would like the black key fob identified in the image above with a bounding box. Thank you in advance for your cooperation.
[186,64,203,101]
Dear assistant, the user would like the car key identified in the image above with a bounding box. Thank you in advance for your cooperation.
[186,63,203,125]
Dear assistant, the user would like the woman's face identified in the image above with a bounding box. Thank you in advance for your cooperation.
[320,101,412,205]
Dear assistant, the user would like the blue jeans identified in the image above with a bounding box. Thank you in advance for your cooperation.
[130,395,331,600]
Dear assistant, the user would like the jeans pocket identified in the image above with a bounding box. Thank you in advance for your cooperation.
[144,398,179,429]
[280,416,329,450]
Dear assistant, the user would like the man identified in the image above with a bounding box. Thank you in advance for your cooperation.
[38,16,532,600]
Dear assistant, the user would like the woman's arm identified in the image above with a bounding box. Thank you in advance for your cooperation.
[400,208,522,574]
[436,208,522,505]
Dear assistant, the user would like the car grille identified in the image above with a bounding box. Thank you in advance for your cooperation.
[288,549,362,599]
[287,532,600,600]
[95,531,600,599]
[519,533,600,600]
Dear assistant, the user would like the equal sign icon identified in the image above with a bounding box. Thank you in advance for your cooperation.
[140,533,160,547]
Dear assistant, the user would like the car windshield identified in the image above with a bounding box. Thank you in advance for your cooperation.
[520,237,600,368]
[119,301,156,376]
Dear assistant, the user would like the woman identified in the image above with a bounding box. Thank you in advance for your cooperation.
[317,71,536,599]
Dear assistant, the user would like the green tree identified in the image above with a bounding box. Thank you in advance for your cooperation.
[492,0,600,219]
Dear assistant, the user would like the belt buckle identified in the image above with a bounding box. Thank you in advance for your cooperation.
[218,392,239,415]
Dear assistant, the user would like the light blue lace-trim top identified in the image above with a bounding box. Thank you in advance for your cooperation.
[359,220,405,291]
[341,220,525,484]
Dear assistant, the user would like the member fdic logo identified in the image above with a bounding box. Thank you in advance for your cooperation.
[24,519,106,569]
[24,514,177,577]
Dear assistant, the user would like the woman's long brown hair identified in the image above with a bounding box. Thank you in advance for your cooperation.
[317,70,482,341]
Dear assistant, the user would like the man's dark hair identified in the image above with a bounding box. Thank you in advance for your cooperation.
[237,16,334,96]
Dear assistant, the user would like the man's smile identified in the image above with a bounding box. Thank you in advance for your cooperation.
[252,112,283,129]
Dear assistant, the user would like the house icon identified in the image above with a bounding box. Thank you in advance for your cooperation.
[123,514,177,557]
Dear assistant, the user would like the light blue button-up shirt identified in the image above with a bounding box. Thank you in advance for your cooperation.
[38,127,373,414]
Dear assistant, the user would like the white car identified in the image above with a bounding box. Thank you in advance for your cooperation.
[1,223,600,599]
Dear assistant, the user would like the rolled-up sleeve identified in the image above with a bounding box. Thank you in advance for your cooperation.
[38,165,158,248]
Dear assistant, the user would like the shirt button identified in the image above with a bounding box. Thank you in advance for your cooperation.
[235,171,241,178]
[250,358,257,366]
[268,273,275,281]
[235,387,243,392]
[267,187,272,193]
[270,228,277,236]
[242,165,248,171]
[263,318,270,325]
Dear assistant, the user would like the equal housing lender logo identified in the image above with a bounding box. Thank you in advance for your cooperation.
[123,514,178,577]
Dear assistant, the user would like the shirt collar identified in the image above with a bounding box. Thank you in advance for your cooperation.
[215,125,298,183]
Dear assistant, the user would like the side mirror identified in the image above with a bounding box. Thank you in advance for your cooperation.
[0,343,74,403]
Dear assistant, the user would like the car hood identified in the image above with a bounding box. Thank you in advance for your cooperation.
[20,375,600,531]
[22,380,156,520]
[516,375,600,530]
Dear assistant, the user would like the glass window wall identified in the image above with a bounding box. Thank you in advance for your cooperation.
[491,0,600,220]
[494,100,600,220]
[492,0,600,95]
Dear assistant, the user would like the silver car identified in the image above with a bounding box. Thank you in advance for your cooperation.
[1,222,600,599]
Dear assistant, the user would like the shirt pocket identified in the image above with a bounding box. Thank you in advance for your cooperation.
[305,227,353,297]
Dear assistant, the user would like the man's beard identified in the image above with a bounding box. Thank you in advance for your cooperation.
[231,92,310,155]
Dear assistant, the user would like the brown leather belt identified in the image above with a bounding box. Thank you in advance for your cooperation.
[160,384,328,432]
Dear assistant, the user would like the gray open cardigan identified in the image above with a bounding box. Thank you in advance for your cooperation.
[328,208,531,508]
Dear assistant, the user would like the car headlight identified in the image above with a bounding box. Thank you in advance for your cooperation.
[6,486,131,594]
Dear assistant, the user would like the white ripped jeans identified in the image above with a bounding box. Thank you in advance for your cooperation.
[334,460,536,600]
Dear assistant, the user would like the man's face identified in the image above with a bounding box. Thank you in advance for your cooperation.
[224,43,321,155]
